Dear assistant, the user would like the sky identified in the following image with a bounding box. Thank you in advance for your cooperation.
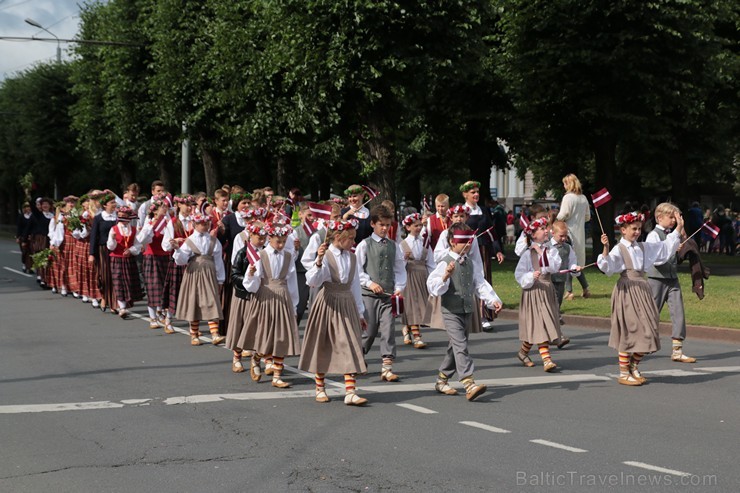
[0,0,90,80]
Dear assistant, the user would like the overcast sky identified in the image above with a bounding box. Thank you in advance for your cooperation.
[0,0,90,80]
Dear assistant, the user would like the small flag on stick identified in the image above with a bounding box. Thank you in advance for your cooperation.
[591,188,612,208]
[307,202,333,221]
[519,213,530,230]
[361,185,379,200]
[246,243,261,266]
[302,221,316,237]
[701,221,720,239]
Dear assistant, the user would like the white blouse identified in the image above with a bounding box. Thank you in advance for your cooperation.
[173,231,225,284]
[401,235,436,273]
[427,251,501,308]
[597,232,680,275]
[514,244,562,289]
[305,244,365,318]
[243,244,299,314]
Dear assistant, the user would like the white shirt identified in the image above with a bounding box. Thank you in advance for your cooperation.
[427,251,501,308]
[48,216,65,246]
[136,216,168,248]
[300,224,326,271]
[305,244,365,317]
[433,229,484,276]
[354,233,407,292]
[106,223,142,255]
[514,231,528,257]
[243,245,299,314]
[173,231,225,284]
[402,235,436,273]
[645,225,677,266]
[348,206,369,219]
[597,232,680,275]
[137,198,152,227]
[514,243,562,289]
[465,202,482,215]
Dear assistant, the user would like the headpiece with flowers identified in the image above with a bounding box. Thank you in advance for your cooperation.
[231,192,252,204]
[63,195,79,204]
[247,222,269,236]
[343,185,365,197]
[191,213,211,225]
[269,212,291,226]
[327,218,359,231]
[174,194,195,205]
[266,222,293,237]
[447,204,471,218]
[459,180,481,193]
[615,211,645,226]
[525,217,549,236]
[402,213,421,226]
[242,207,268,220]
[117,206,135,222]
[99,193,117,206]
[148,198,167,215]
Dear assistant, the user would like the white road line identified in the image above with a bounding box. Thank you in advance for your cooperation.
[623,461,691,477]
[530,439,587,453]
[9,250,21,254]
[459,421,511,434]
[3,266,33,278]
[396,403,438,414]
[0,401,125,414]
[696,366,740,373]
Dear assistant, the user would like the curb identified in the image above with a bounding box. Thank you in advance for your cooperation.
[497,309,740,344]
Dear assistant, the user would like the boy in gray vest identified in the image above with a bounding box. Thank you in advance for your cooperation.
[292,203,315,322]
[355,205,407,382]
[549,221,583,348]
[427,223,503,401]
[647,203,696,363]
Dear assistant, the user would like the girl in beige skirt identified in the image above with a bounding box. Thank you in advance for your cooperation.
[597,211,684,386]
[400,213,436,348]
[514,218,563,372]
[299,219,369,406]
[241,222,300,389]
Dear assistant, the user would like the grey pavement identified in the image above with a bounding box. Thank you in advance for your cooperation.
[0,239,738,492]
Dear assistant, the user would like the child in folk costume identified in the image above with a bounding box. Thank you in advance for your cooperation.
[427,223,503,401]
[341,185,373,244]
[227,221,267,376]
[514,217,564,372]
[291,203,316,322]
[598,211,684,386]
[174,212,226,346]
[89,193,119,312]
[60,196,81,298]
[16,202,33,274]
[646,203,696,364]
[356,205,407,382]
[137,198,172,330]
[71,196,100,305]
[107,206,144,319]
[399,213,435,349]
[548,221,582,348]
[25,197,54,288]
[47,201,69,295]
[240,221,300,388]
[161,194,195,333]
[425,194,450,250]
[514,203,548,258]
[299,218,369,406]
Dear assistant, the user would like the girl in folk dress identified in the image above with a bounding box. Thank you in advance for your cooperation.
[227,221,267,376]
[299,219,370,406]
[173,213,226,346]
[137,198,171,330]
[89,193,118,312]
[399,213,435,348]
[240,222,300,389]
[161,194,195,333]
[107,206,144,319]
[514,218,564,372]
[47,202,67,294]
[597,211,684,386]
[60,196,81,298]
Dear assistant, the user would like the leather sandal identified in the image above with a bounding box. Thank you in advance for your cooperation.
[344,393,368,406]
[543,360,557,372]
[315,390,330,403]
[381,368,400,382]
[402,327,412,345]
[272,378,291,389]
[618,375,643,386]
[413,339,427,349]
[250,359,262,382]
[232,360,246,373]
[517,351,535,367]
[556,337,570,349]
[435,381,458,396]
[191,336,202,346]
[211,334,225,345]
[465,383,487,401]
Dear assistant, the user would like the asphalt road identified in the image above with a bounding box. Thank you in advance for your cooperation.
[1,238,738,492]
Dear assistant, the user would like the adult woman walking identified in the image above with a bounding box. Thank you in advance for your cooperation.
[557,174,591,299]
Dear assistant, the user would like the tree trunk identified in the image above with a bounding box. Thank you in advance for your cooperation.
[199,143,221,195]
[119,162,135,193]
[360,117,396,206]
[466,120,492,201]
[275,155,293,196]
[669,153,688,209]
[158,159,171,192]
[591,134,617,261]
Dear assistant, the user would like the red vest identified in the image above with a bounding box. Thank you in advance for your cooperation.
[144,221,168,256]
[389,221,399,243]
[109,224,137,257]
[428,214,448,250]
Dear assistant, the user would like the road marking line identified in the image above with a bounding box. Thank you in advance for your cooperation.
[530,439,587,453]
[459,421,511,434]
[696,366,740,373]
[396,403,438,414]
[623,461,691,477]
[9,250,21,254]
[3,266,33,278]
[0,401,125,414]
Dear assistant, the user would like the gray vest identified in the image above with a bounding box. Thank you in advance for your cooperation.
[551,242,571,283]
[647,228,677,279]
[362,237,396,296]
[440,254,476,314]
[295,225,311,273]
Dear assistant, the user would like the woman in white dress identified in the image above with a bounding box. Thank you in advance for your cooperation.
[556,174,591,299]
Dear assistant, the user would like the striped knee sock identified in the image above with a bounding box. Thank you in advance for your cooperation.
[232,350,242,362]
[460,376,475,392]
[520,342,533,355]
[618,352,631,377]
[382,357,393,370]
[411,326,422,340]
[272,356,284,379]
[344,374,356,394]
[189,321,200,337]
[537,343,551,362]
[315,373,326,390]
[207,320,219,334]
[631,352,644,367]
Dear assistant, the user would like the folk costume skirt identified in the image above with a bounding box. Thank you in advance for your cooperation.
[518,274,562,344]
[176,254,223,322]
[609,270,661,353]
[239,279,300,357]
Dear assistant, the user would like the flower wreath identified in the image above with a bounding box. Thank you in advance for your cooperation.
[402,213,421,226]
[148,198,166,215]
[242,207,268,220]
[266,223,293,237]
[615,211,645,225]
[525,217,549,235]
[231,192,252,204]
[327,218,359,231]
[459,180,481,193]
[247,222,269,236]
[174,194,195,205]
[343,185,365,197]
[446,204,471,218]
[191,212,211,225]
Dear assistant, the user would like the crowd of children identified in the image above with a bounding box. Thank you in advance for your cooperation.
[15,179,702,405]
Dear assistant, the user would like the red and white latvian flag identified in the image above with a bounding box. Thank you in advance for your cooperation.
[302,220,316,237]
[390,293,404,317]
[591,187,612,208]
[361,185,379,200]
[519,212,530,230]
[307,202,333,221]
[246,243,261,266]
[701,221,720,239]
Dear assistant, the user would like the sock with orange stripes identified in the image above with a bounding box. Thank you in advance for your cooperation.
[315,373,326,391]
[618,352,631,377]
[272,356,285,381]
[344,374,357,395]
[410,325,422,340]
[189,321,200,338]
[537,343,551,362]
[207,320,219,335]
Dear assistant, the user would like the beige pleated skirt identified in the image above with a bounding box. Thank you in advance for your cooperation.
[226,292,252,351]
[402,261,430,326]
[609,271,661,353]
[299,282,367,375]
[239,280,300,357]
[518,276,562,344]
[176,255,223,322]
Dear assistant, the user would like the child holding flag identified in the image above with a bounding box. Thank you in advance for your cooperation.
[137,198,171,329]
[399,213,435,348]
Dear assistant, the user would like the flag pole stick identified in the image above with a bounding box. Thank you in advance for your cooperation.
[679,222,707,249]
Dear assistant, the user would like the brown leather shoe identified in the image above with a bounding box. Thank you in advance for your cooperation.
[381,369,400,382]
[249,361,262,382]
[465,383,487,401]
[191,336,202,346]
[163,324,175,334]
[232,361,246,373]
[211,335,225,345]
[271,379,291,389]
[618,375,643,386]
[556,337,570,349]
[543,360,558,372]
[672,352,697,363]
[344,393,368,406]
[517,351,535,367]
[315,390,330,403]
[413,339,427,349]
[435,381,458,395]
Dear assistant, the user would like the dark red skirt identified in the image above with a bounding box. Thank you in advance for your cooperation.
[97,248,115,307]
[48,246,64,290]
[110,256,143,305]
[143,254,169,307]
[162,258,185,314]
[63,231,79,293]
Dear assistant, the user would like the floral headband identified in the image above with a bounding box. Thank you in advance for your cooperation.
[459,180,481,193]
[615,212,645,225]
[247,222,269,236]
[343,185,365,197]
[231,192,252,204]
[525,217,549,235]
[191,213,211,225]
[447,204,471,218]
[174,194,195,205]
[117,206,135,222]
[99,193,117,206]
[63,195,79,204]
[266,223,293,237]
[402,213,421,226]
[242,207,268,220]
[327,219,359,231]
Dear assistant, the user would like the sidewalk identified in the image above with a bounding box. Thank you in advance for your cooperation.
[498,309,740,344]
